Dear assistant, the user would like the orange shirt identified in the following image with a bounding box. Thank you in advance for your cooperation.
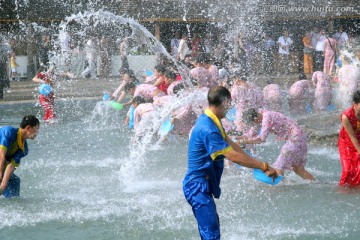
[303,36,312,47]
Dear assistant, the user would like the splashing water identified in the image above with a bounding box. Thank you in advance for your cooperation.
[2,4,360,239]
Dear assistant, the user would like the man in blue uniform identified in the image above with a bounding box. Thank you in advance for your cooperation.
[0,115,40,198]
[183,86,277,239]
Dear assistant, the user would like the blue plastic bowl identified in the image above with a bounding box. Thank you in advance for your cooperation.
[39,84,53,96]
[103,92,110,101]
[159,118,174,135]
[226,106,236,122]
[145,70,154,77]
[253,168,283,185]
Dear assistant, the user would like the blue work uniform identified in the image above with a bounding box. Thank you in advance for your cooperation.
[0,126,28,198]
[183,109,232,240]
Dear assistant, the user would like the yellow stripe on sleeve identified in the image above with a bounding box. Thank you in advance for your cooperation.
[0,145,7,151]
[211,146,233,160]
[10,159,20,167]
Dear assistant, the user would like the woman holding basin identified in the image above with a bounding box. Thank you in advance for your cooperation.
[236,108,315,180]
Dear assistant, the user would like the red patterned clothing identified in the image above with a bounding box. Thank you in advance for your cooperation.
[338,107,360,186]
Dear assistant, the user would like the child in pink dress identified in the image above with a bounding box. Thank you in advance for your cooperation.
[288,76,313,115]
[203,54,220,86]
[312,71,332,112]
[263,81,283,112]
[124,82,165,104]
[164,70,183,95]
[190,56,214,88]
[239,108,315,180]
[110,70,138,103]
[230,71,264,133]
[132,96,157,138]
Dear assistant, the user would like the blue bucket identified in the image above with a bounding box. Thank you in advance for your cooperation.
[253,168,283,185]
[39,84,52,96]
[103,92,110,101]
[159,118,174,136]
[226,106,236,122]
[145,70,154,77]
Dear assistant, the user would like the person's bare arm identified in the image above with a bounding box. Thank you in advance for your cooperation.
[0,148,6,182]
[342,114,360,153]
[116,91,127,103]
[153,77,163,87]
[223,136,277,178]
[32,76,43,83]
[124,115,130,126]
[304,41,313,49]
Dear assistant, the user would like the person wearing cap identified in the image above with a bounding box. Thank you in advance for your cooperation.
[0,115,40,198]
[183,86,277,240]
[238,108,315,180]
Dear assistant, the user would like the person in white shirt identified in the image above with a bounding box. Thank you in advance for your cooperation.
[314,29,325,72]
[277,30,293,75]
[170,31,180,58]
[334,25,349,50]
[81,37,98,80]
[177,34,189,61]
[310,27,319,49]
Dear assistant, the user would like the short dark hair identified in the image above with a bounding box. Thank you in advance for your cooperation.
[154,65,166,74]
[194,55,203,64]
[164,70,176,80]
[207,86,231,107]
[132,96,146,105]
[202,53,212,64]
[242,108,259,125]
[20,115,40,128]
[124,82,136,92]
[184,54,192,59]
[353,90,360,104]
[120,69,136,79]
[173,83,185,95]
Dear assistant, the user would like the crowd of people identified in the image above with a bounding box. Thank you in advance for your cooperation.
[170,25,358,77]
